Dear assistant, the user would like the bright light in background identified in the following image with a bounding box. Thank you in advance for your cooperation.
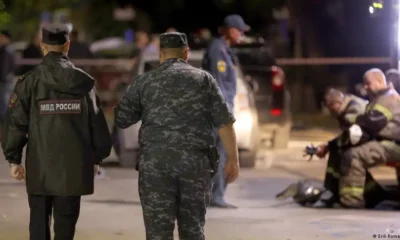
[373,2,383,9]
[369,6,374,14]
[369,1,383,15]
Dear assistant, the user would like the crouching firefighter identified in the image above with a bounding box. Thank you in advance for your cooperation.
[334,68,400,208]
[314,88,386,208]
[277,86,390,208]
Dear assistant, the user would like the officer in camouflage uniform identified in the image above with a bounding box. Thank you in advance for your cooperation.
[312,88,386,208]
[333,69,400,208]
[2,24,112,240]
[114,32,239,240]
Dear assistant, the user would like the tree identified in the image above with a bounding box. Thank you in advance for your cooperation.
[6,0,81,40]
[0,0,10,28]
[82,0,131,40]
[5,0,151,41]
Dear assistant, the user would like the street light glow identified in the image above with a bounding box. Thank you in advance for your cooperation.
[369,6,374,14]
[373,2,383,9]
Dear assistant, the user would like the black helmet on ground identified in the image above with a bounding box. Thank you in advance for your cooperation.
[276,180,325,206]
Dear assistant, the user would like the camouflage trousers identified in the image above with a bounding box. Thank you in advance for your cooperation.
[339,141,400,208]
[324,149,386,208]
[138,150,212,240]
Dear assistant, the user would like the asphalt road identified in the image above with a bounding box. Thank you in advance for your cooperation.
[0,141,399,240]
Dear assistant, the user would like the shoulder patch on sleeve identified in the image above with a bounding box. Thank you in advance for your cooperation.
[18,70,34,83]
[18,75,25,83]
[8,93,17,108]
[217,60,226,73]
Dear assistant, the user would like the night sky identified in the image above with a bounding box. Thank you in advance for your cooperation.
[116,0,277,34]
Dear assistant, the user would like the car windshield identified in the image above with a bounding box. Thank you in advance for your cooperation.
[144,59,203,72]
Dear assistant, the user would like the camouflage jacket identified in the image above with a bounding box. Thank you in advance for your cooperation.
[114,58,236,151]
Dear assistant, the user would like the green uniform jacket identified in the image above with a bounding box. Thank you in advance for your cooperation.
[1,52,112,196]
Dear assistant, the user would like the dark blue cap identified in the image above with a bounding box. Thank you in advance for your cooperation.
[160,32,188,49]
[223,14,250,32]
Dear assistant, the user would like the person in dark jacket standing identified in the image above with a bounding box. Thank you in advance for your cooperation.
[1,24,112,240]
[16,32,42,75]
[202,14,250,208]
[68,29,94,59]
[115,32,239,240]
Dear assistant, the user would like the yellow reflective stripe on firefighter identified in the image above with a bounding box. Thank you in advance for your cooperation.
[326,167,340,179]
[340,181,376,195]
[372,104,393,120]
[380,140,400,153]
[340,187,364,196]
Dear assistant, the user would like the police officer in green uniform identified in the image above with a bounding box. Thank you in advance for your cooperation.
[334,69,400,208]
[312,88,386,208]
[2,24,112,240]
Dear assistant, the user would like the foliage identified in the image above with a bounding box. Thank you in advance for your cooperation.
[4,0,288,40]
[4,0,145,40]
[6,0,81,40]
[0,0,10,28]
[84,0,187,39]
[84,0,131,40]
